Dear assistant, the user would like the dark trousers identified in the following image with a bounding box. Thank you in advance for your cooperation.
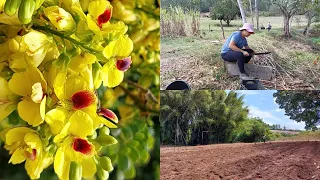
[221,49,253,73]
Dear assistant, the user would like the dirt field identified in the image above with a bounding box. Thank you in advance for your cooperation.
[160,141,320,180]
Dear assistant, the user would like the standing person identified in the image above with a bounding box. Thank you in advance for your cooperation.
[267,22,272,32]
[221,23,256,80]
[263,134,266,143]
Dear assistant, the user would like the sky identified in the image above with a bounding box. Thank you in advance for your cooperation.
[226,90,306,130]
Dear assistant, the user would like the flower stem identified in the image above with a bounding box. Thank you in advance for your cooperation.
[33,25,100,54]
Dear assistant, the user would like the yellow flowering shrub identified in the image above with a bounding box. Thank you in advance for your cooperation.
[0,0,159,179]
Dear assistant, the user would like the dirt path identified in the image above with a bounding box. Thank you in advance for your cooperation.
[160,141,320,180]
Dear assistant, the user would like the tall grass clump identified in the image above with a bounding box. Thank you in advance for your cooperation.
[161,6,200,37]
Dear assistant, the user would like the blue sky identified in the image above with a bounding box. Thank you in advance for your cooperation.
[226,90,306,130]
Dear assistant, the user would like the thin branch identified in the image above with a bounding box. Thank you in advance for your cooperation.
[124,79,159,104]
[119,85,159,114]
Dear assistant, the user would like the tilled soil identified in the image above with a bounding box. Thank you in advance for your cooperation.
[160,141,320,180]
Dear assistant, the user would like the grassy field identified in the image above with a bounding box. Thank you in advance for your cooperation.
[275,131,320,141]
[161,16,320,90]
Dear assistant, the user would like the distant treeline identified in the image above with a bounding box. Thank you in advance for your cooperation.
[161,0,279,15]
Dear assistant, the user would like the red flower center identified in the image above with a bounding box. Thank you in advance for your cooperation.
[116,57,132,71]
[71,91,96,110]
[72,138,92,155]
[97,8,112,27]
[24,149,37,161]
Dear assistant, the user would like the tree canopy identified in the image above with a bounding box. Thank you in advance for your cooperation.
[273,91,320,130]
[210,0,241,26]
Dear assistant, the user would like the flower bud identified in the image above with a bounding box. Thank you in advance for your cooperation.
[96,134,117,146]
[99,126,110,136]
[69,161,82,180]
[97,165,109,180]
[99,156,113,172]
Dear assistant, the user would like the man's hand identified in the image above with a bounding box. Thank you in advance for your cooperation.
[242,51,249,56]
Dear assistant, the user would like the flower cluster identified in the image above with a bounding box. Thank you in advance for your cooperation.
[102,0,160,123]
[0,0,136,179]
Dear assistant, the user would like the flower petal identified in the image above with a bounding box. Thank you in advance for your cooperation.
[45,108,69,135]
[18,98,45,127]
[64,75,90,100]
[8,71,33,96]
[102,62,124,88]
[81,158,97,178]
[24,132,42,152]
[54,148,70,180]
[68,110,94,138]
[8,66,47,96]
[9,148,26,164]
[5,127,32,145]
[88,0,112,20]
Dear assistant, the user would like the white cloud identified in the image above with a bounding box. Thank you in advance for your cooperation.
[248,106,305,130]
[273,97,277,105]
[275,109,284,112]
[236,90,259,96]
[248,106,282,124]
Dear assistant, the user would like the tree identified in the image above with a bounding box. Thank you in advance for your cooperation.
[272,0,310,37]
[233,117,270,143]
[237,0,247,24]
[249,0,254,25]
[273,91,320,130]
[255,0,259,30]
[303,1,320,36]
[211,0,241,26]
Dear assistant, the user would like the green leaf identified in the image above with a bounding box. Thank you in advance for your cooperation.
[118,156,130,171]
[124,165,136,179]
[140,150,150,164]
[134,132,146,142]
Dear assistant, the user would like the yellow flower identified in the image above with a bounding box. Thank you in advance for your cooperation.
[102,87,124,108]
[111,1,137,23]
[68,52,96,73]
[1,127,53,179]
[8,66,47,126]
[45,73,98,136]
[0,77,19,121]
[0,41,10,63]
[44,6,76,32]
[54,135,96,180]
[101,35,133,87]
[88,0,113,28]
[8,31,52,71]
[85,0,127,36]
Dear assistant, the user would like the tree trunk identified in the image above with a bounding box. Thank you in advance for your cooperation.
[284,14,291,37]
[237,0,247,24]
[220,20,225,39]
[255,0,259,30]
[303,11,313,36]
[249,0,254,25]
